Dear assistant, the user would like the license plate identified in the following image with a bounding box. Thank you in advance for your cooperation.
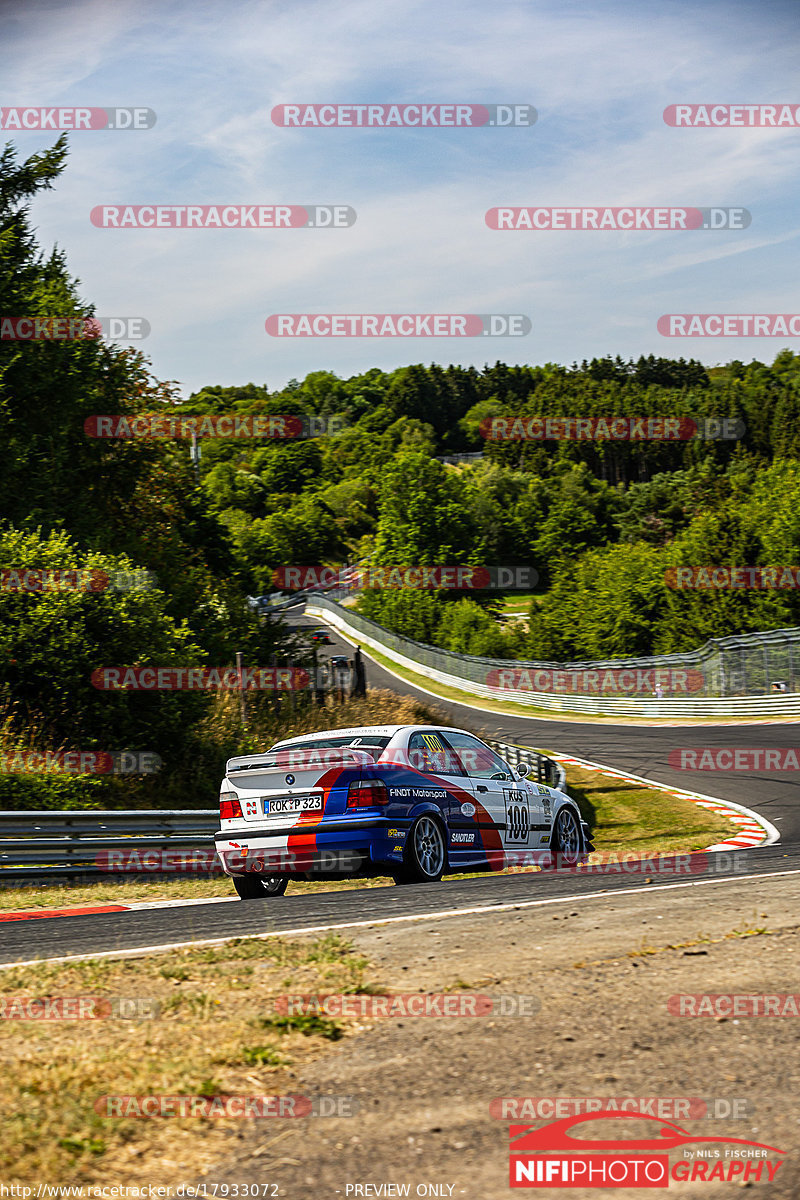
[263,794,323,815]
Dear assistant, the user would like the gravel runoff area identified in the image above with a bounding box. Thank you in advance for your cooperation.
[207,871,800,1199]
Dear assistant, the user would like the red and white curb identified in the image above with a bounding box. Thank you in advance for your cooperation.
[0,895,238,923]
[547,751,779,851]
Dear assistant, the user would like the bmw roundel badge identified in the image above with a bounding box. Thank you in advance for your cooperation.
[285,774,295,786]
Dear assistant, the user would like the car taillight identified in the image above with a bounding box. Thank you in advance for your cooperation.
[219,790,243,820]
[346,779,389,809]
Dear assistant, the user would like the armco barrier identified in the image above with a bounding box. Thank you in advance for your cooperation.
[0,810,218,883]
[0,741,558,883]
[305,597,800,718]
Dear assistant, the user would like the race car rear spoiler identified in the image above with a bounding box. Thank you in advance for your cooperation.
[226,747,373,774]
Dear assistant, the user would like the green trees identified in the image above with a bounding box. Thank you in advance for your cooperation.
[373,453,475,565]
[0,140,290,806]
[528,543,668,660]
[5,133,800,781]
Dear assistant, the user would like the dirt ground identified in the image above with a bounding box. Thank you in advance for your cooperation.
[207,872,800,1199]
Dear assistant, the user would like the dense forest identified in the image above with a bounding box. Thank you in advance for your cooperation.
[3,138,800,806]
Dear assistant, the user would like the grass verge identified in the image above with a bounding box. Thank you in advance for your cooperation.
[0,933,375,1186]
[560,761,735,857]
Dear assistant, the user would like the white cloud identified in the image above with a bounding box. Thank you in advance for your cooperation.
[4,0,799,390]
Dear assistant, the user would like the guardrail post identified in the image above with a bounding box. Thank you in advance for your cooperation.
[236,651,247,728]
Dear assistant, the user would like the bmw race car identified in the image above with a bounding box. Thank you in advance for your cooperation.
[215,724,591,898]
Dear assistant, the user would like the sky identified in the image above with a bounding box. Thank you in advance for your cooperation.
[2,0,799,398]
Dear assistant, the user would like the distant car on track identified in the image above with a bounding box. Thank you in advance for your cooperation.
[215,724,591,898]
[309,627,332,645]
[247,592,304,613]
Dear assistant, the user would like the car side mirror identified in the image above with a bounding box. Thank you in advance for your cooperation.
[515,762,531,779]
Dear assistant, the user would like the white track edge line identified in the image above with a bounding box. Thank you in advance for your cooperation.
[3,868,799,970]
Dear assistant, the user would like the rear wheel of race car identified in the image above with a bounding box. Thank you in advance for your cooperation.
[393,815,447,884]
[231,874,288,899]
[551,807,581,867]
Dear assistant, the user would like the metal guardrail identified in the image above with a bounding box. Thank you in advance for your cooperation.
[0,741,562,883]
[487,741,566,791]
[0,810,218,882]
[306,597,800,716]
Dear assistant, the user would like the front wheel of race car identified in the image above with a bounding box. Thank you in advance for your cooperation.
[231,874,289,899]
[551,806,582,867]
[393,815,447,884]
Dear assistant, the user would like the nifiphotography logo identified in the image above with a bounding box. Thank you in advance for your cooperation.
[508,1112,785,1187]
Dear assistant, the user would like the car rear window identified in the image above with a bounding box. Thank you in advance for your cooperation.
[269,736,391,764]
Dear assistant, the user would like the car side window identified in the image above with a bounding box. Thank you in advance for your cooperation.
[407,731,466,776]
[445,732,513,780]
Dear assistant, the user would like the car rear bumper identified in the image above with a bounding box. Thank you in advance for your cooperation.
[215,817,410,877]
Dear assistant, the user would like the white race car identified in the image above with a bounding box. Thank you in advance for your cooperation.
[215,724,591,898]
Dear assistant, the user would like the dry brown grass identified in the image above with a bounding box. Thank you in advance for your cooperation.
[201,685,447,759]
[0,933,376,1186]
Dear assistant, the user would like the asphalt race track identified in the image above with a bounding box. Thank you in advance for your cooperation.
[2,609,798,966]
[298,612,800,844]
[1,847,798,967]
